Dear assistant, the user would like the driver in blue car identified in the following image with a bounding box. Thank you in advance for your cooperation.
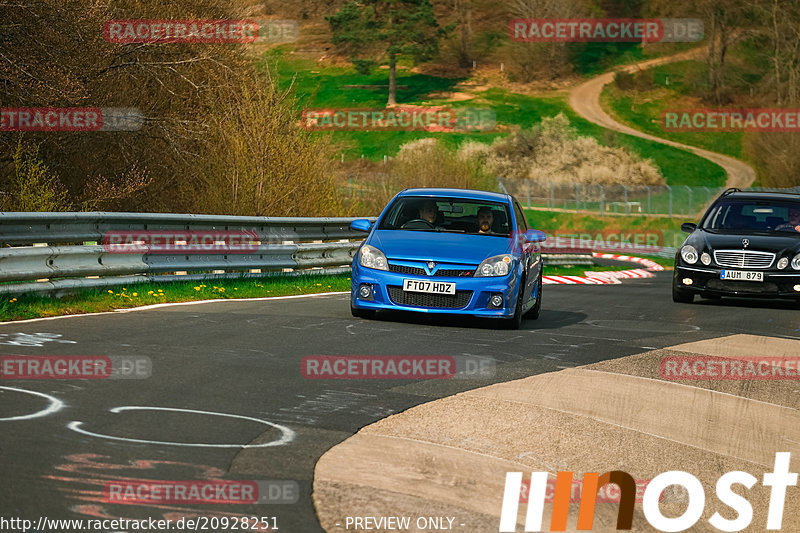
[776,207,800,233]
[418,200,440,225]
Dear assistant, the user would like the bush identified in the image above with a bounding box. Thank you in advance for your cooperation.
[348,138,496,213]
[1,140,71,212]
[482,114,663,185]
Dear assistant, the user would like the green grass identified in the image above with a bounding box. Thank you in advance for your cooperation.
[261,50,726,186]
[524,208,683,233]
[0,273,352,322]
[524,208,691,249]
[601,60,761,163]
[544,264,630,277]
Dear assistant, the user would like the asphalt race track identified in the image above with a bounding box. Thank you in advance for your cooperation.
[1,271,798,532]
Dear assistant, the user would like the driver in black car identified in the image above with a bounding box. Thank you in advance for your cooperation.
[776,207,800,233]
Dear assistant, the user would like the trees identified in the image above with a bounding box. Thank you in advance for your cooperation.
[327,0,447,105]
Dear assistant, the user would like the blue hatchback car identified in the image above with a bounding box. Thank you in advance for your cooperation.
[349,188,545,329]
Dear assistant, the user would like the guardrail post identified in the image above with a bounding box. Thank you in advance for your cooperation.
[526,180,531,208]
[599,184,605,216]
[623,185,629,215]
[666,185,672,217]
[686,185,692,215]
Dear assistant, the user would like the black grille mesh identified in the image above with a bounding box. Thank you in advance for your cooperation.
[388,286,472,309]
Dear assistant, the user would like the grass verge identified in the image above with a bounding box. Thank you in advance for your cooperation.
[0,274,352,323]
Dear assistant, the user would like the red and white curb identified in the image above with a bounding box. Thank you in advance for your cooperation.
[543,253,664,285]
[592,252,665,271]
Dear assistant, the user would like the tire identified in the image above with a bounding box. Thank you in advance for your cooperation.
[672,281,695,304]
[350,305,376,319]
[502,281,525,330]
[524,274,542,319]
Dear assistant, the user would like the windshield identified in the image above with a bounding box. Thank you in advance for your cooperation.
[701,200,800,234]
[378,197,512,236]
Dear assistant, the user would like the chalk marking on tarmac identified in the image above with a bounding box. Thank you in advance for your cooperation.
[0,332,77,346]
[67,406,295,448]
[0,386,64,421]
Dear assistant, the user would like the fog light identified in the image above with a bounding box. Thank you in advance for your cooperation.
[489,294,504,308]
[359,284,373,299]
[683,278,693,285]
[794,285,800,292]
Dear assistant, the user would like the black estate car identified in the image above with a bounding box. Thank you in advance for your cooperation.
[673,188,800,304]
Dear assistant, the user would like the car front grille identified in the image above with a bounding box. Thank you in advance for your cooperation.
[387,286,472,309]
[388,264,475,277]
[713,250,775,269]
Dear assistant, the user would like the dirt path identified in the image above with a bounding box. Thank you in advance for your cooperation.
[569,47,756,188]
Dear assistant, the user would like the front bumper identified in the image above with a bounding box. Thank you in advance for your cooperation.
[674,265,800,299]
[350,261,520,318]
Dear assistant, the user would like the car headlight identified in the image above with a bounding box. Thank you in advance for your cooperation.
[359,244,388,271]
[475,254,512,277]
[792,253,800,271]
[778,257,789,270]
[700,252,711,266]
[681,245,699,264]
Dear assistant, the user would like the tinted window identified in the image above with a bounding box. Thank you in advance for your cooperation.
[702,200,800,232]
[378,197,511,236]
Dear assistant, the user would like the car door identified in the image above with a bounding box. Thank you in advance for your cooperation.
[512,199,538,307]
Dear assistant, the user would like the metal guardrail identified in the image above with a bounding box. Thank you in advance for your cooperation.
[0,212,376,296]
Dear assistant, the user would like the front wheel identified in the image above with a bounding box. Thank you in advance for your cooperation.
[672,281,695,304]
[502,281,525,330]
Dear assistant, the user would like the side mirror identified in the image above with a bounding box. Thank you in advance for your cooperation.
[525,229,547,243]
[681,222,697,233]
[350,219,373,232]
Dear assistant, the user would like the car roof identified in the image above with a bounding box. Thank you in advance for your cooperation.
[722,190,800,202]
[397,188,511,203]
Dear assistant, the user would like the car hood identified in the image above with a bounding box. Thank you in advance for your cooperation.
[369,230,510,264]
[688,229,800,255]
